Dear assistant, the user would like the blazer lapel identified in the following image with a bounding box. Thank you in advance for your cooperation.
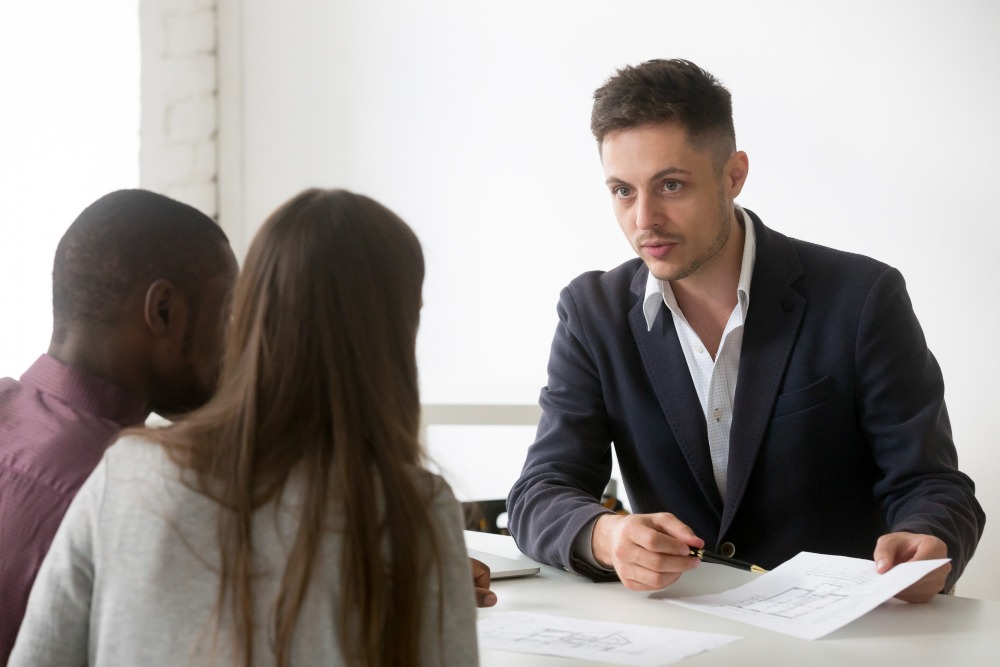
[720,213,805,535]
[628,266,724,515]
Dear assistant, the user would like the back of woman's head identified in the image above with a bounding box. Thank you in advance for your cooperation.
[223,188,425,467]
[162,189,434,667]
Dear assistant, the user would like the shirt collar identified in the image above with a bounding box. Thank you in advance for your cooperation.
[642,204,757,331]
[19,354,149,426]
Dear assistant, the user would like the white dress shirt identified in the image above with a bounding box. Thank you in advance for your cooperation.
[641,204,757,499]
[572,206,758,569]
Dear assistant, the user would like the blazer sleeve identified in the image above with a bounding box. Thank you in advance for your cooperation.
[8,456,105,667]
[507,283,619,580]
[857,266,985,589]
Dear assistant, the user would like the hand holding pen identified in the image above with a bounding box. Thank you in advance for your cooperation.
[592,512,706,591]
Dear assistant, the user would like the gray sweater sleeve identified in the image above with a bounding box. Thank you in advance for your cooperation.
[422,478,480,665]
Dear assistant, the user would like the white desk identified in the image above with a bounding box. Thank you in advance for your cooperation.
[466,531,1000,666]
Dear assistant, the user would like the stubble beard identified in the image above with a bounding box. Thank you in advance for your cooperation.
[644,197,733,283]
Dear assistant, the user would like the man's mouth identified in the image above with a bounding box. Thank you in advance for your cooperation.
[641,240,677,259]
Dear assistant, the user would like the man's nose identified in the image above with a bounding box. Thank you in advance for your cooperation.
[635,192,660,231]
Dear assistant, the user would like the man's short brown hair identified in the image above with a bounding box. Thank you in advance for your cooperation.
[591,59,736,165]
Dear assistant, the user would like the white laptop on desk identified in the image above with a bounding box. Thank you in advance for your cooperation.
[467,548,541,579]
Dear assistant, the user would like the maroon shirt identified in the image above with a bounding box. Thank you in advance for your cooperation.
[0,354,146,662]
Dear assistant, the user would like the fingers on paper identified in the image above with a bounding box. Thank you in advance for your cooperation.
[874,531,948,571]
[873,531,951,603]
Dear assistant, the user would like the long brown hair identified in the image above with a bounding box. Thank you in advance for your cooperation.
[148,188,438,666]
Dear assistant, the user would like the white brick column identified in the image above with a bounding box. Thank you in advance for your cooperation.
[139,0,218,220]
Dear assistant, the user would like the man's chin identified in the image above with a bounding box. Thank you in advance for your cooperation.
[644,260,684,283]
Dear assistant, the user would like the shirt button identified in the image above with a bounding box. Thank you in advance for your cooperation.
[696,345,704,354]
[720,542,736,558]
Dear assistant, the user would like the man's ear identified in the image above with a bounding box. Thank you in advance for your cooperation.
[143,279,177,337]
[724,150,750,199]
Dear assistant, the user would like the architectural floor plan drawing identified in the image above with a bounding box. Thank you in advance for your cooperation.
[509,627,633,652]
[478,611,740,666]
[731,581,849,618]
[667,552,950,639]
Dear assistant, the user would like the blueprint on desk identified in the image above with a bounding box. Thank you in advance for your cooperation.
[666,551,949,639]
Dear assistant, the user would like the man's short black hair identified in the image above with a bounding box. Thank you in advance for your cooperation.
[52,189,230,341]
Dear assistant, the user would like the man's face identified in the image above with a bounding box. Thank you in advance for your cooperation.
[150,246,238,418]
[601,122,746,283]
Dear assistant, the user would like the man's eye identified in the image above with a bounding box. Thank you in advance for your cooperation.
[663,181,682,193]
[613,186,631,198]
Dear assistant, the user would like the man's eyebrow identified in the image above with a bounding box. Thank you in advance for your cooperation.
[651,166,691,180]
[604,166,692,187]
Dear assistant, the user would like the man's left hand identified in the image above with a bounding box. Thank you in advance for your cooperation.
[874,531,951,603]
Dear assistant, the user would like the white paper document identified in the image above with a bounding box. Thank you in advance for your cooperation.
[666,551,950,640]
[478,611,740,666]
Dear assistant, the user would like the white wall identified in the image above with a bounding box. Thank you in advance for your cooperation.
[219,0,1000,599]
[0,1,139,378]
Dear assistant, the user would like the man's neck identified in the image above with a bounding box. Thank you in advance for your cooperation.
[47,327,148,409]
[670,217,746,358]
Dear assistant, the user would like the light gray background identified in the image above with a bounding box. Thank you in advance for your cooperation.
[219,0,1000,599]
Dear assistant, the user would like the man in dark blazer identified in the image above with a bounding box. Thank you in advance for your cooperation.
[506,59,984,602]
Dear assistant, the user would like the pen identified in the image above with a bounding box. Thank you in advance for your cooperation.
[689,548,768,574]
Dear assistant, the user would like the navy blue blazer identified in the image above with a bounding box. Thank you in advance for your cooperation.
[507,210,984,589]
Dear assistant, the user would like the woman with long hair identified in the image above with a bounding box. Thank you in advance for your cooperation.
[11,189,479,666]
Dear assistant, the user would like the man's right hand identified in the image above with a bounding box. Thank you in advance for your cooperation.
[592,512,704,590]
